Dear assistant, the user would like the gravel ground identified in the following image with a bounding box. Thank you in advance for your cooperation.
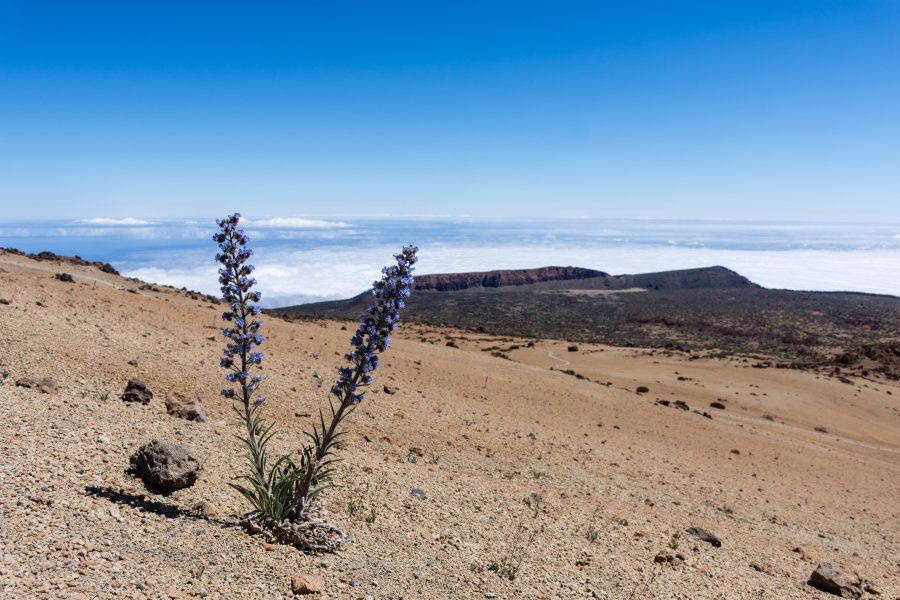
[1,251,898,599]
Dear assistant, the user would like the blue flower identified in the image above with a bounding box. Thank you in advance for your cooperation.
[330,246,417,403]
[215,213,265,404]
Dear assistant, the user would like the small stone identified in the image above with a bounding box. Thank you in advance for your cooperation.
[750,562,772,575]
[121,379,153,404]
[408,447,425,457]
[30,494,51,506]
[164,392,205,422]
[291,573,325,595]
[194,501,219,518]
[654,551,674,564]
[129,440,201,491]
[410,487,427,500]
[38,378,58,394]
[685,527,722,548]
[808,563,863,598]
[383,384,398,395]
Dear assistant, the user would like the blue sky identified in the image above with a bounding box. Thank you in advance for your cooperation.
[1,1,898,221]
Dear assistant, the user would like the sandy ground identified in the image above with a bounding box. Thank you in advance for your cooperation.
[1,251,898,599]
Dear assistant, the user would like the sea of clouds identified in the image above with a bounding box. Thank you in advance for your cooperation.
[2,217,898,306]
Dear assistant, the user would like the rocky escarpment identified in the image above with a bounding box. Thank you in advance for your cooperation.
[412,265,757,293]
[414,266,608,292]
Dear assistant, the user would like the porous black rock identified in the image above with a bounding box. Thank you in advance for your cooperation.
[129,440,201,491]
[121,379,153,404]
[686,526,722,547]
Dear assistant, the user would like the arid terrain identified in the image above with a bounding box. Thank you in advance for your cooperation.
[1,250,899,599]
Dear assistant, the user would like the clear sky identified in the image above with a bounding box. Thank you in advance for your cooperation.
[1,1,898,221]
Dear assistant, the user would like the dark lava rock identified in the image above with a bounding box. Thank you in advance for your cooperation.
[808,563,863,598]
[383,384,398,395]
[673,400,690,411]
[121,379,153,404]
[686,527,722,547]
[567,345,579,352]
[410,487,427,500]
[164,392,205,422]
[129,440,201,491]
[54,272,74,283]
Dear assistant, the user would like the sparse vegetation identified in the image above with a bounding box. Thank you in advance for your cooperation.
[668,532,680,550]
[636,385,649,393]
[710,401,726,409]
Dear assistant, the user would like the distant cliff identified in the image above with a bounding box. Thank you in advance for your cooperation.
[413,265,757,292]
[414,266,608,292]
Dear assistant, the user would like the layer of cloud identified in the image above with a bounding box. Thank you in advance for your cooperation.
[79,217,153,225]
[243,217,350,228]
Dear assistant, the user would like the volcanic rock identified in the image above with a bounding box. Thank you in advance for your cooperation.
[129,440,201,491]
[686,527,722,547]
[808,563,863,598]
[164,392,205,422]
[291,573,325,595]
[121,379,153,404]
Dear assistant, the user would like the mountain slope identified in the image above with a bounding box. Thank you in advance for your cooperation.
[274,265,899,360]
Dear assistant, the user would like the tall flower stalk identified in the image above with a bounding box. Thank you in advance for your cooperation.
[295,245,418,512]
[215,214,296,518]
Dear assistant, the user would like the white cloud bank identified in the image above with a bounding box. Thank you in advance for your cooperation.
[242,217,350,228]
[79,217,153,225]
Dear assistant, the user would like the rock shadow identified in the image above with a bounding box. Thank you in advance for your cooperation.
[84,485,234,527]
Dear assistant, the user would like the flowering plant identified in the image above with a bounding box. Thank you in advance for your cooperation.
[214,213,417,551]
[214,214,301,520]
